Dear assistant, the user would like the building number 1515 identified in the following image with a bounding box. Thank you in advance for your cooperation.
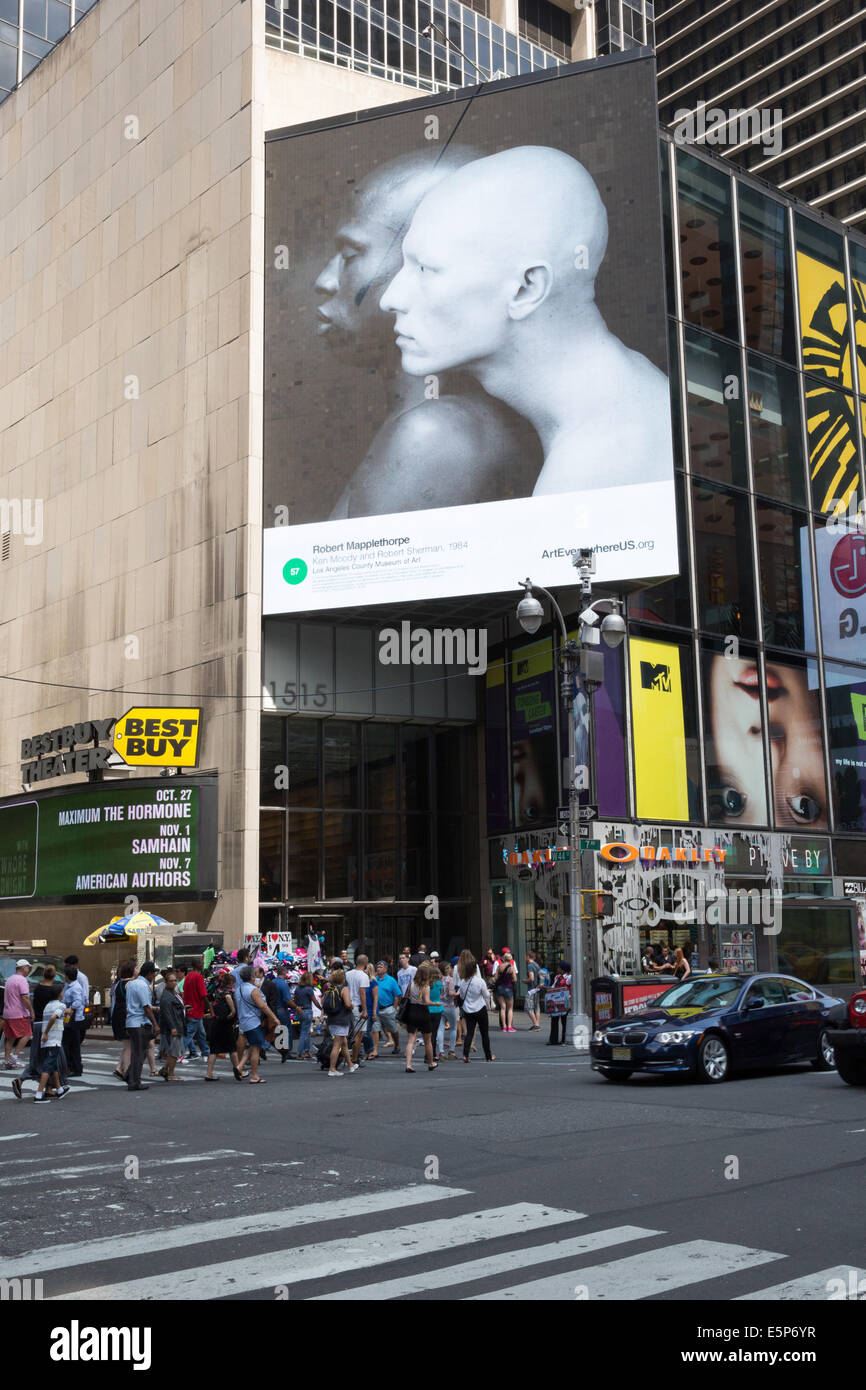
[266,681,329,708]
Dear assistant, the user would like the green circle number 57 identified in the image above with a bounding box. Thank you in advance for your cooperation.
[283,558,308,585]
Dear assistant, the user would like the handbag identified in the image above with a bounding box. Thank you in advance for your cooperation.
[396,984,412,1024]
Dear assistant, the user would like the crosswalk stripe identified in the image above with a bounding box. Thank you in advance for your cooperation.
[5,1185,471,1279]
[468,1240,785,1300]
[51,1203,584,1300]
[735,1266,866,1300]
[312,1224,663,1300]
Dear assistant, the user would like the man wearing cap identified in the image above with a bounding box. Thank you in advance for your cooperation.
[3,961,33,1069]
[124,962,160,1091]
[370,962,401,1056]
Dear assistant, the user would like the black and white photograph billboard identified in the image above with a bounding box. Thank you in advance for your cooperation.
[263,55,677,613]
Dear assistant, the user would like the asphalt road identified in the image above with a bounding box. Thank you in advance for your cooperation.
[3,1019,866,1307]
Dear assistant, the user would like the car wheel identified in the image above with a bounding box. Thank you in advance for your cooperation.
[811,1028,836,1071]
[835,1052,866,1087]
[599,1068,632,1083]
[696,1034,730,1083]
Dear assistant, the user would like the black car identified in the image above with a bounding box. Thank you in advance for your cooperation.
[590,973,846,1084]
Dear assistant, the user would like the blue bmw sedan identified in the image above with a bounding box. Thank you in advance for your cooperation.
[590,973,847,1084]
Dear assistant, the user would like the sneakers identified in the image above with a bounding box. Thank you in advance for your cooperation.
[5,1056,21,1069]
[11,1078,23,1099]
[327,1070,342,1077]
[348,1064,360,1073]
[55,1086,71,1100]
[34,1093,50,1103]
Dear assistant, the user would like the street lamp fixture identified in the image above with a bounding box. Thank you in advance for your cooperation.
[517,581,545,635]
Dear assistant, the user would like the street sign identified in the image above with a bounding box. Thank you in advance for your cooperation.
[556,805,570,824]
[579,838,600,850]
[578,804,597,823]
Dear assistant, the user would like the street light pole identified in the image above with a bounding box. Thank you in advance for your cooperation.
[522,582,584,1047]
[516,563,625,1052]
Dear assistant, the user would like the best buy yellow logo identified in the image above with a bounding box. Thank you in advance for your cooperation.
[113,708,201,767]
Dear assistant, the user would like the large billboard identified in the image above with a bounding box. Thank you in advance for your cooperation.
[263,56,677,613]
[0,781,218,903]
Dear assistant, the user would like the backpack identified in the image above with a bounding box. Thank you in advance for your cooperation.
[213,993,231,1021]
[538,967,551,988]
[321,984,344,1018]
[111,980,127,1027]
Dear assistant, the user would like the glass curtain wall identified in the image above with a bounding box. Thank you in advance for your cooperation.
[487,145,866,842]
[266,0,561,92]
[0,0,97,105]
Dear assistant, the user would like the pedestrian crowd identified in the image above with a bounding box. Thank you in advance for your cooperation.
[4,940,574,1100]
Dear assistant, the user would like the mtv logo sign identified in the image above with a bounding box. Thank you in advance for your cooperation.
[852,692,866,742]
[640,662,671,692]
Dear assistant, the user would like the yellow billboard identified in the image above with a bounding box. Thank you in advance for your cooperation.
[797,251,860,518]
[112,708,202,767]
[629,638,689,820]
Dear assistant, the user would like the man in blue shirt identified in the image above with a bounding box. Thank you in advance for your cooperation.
[372,961,402,1055]
[61,968,86,1077]
[124,963,159,1091]
[272,966,295,1061]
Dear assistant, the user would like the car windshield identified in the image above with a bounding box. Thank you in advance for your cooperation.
[650,976,744,1011]
[0,956,65,986]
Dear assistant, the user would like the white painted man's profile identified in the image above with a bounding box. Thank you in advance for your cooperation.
[380,145,673,494]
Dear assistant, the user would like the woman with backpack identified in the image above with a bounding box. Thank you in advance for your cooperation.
[403,961,437,1072]
[456,951,495,1064]
[206,971,243,1081]
[322,968,358,1077]
[110,960,135,1080]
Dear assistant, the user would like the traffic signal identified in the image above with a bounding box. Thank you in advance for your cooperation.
[581,890,615,919]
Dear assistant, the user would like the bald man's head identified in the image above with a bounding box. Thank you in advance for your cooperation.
[313,148,479,362]
[380,146,608,377]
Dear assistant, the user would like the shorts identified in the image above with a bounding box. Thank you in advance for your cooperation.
[242,1025,266,1048]
[374,1006,398,1034]
[526,988,540,1010]
[4,1017,32,1040]
[330,1022,350,1038]
[39,1047,61,1072]
[495,987,514,999]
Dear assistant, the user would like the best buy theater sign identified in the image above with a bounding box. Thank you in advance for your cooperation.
[21,708,202,783]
